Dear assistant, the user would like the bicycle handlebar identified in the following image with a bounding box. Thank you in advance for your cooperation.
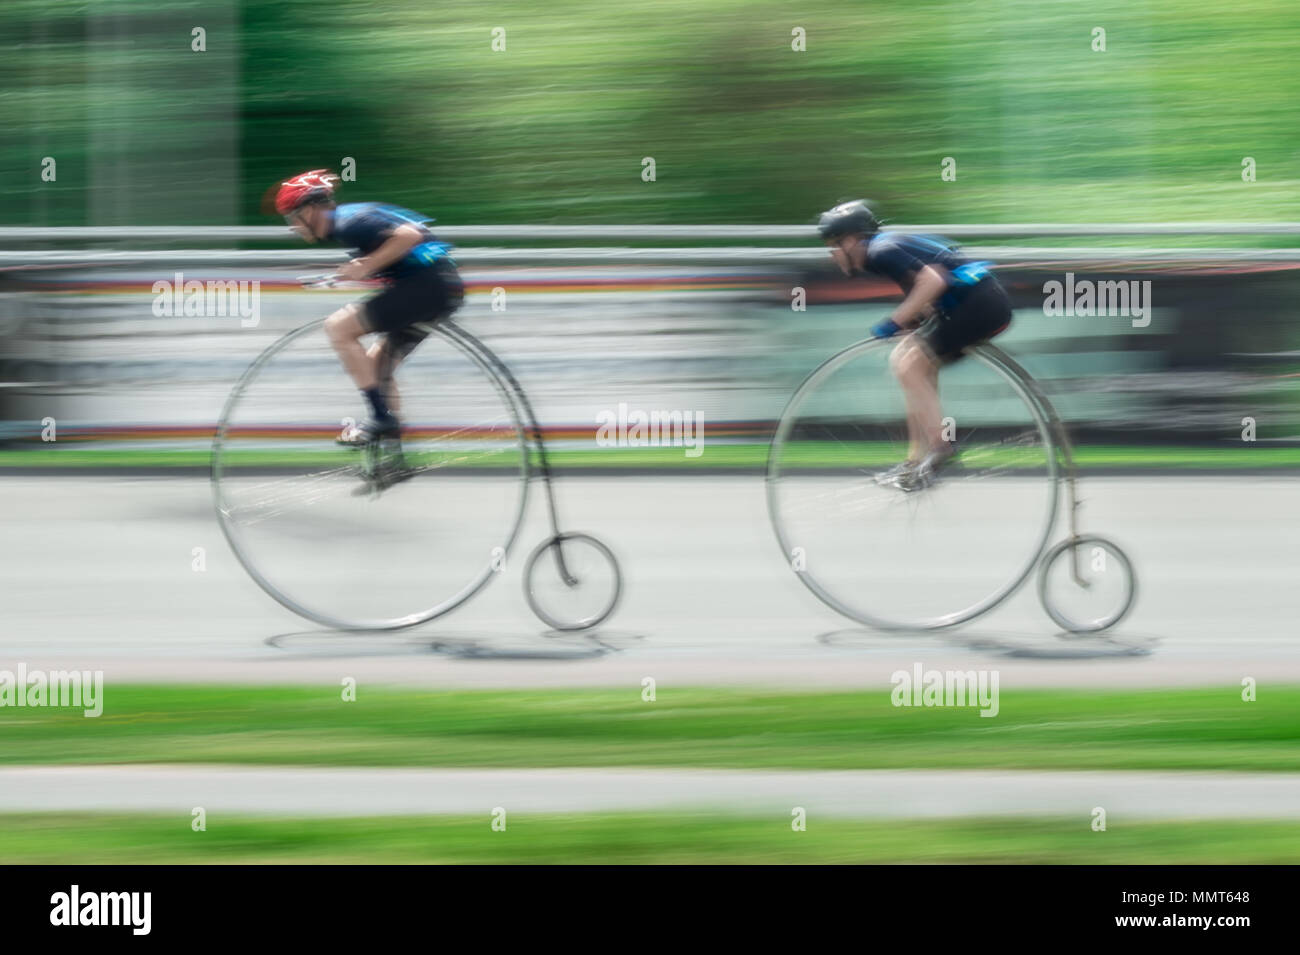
[296,273,387,289]
[297,273,347,288]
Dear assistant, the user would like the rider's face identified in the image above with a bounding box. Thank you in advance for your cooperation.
[286,206,324,243]
[826,235,864,276]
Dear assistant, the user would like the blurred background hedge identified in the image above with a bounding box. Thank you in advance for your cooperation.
[3,0,1298,226]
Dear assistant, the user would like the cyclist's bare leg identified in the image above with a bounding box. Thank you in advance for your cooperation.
[326,307,406,456]
[890,337,943,459]
[323,304,379,391]
[368,339,401,418]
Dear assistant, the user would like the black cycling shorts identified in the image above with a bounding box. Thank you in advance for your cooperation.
[362,260,465,373]
[913,276,1012,363]
[363,259,463,331]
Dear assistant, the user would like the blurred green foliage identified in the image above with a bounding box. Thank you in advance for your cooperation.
[2,0,1298,224]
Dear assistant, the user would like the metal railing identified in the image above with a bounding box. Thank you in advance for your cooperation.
[3,223,1300,242]
[1,224,1297,269]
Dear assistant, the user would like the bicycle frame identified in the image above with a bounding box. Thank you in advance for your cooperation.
[974,343,1088,585]
[303,271,580,585]
[425,322,579,586]
[766,331,1130,632]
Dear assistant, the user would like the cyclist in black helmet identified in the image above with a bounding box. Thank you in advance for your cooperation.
[817,200,1013,491]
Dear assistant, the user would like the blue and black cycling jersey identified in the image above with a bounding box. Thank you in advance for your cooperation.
[863,231,994,311]
[328,202,454,279]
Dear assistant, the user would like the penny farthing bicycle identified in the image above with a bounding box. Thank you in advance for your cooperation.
[212,275,622,632]
[766,334,1137,633]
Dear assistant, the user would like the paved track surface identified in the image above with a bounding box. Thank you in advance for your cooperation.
[1,475,1296,688]
[2,765,1298,818]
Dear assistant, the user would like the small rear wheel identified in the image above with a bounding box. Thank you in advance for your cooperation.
[1037,534,1137,633]
[523,533,622,631]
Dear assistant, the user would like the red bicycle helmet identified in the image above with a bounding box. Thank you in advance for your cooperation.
[274,169,340,215]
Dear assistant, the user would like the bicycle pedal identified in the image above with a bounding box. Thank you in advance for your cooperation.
[355,466,415,495]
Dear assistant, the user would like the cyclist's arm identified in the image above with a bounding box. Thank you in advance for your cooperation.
[891,264,950,328]
[341,224,425,279]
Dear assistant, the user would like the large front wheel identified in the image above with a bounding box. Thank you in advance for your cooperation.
[212,319,529,630]
[766,338,1058,631]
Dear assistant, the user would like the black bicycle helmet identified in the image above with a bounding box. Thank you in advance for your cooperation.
[817,200,880,240]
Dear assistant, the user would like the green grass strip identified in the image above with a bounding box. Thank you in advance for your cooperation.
[2,443,1299,470]
[1,685,1295,772]
[0,813,1296,863]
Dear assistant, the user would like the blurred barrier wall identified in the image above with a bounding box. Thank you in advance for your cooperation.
[1,226,1298,448]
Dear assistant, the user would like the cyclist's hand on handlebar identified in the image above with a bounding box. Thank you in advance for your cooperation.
[871,318,903,340]
[338,258,371,282]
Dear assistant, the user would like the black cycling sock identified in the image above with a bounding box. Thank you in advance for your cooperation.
[362,387,392,421]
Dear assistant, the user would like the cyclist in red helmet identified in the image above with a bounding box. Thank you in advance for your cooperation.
[275,169,464,448]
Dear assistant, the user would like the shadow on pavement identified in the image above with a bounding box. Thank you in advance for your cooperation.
[816,627,1160,659]
[264,628,645,661]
